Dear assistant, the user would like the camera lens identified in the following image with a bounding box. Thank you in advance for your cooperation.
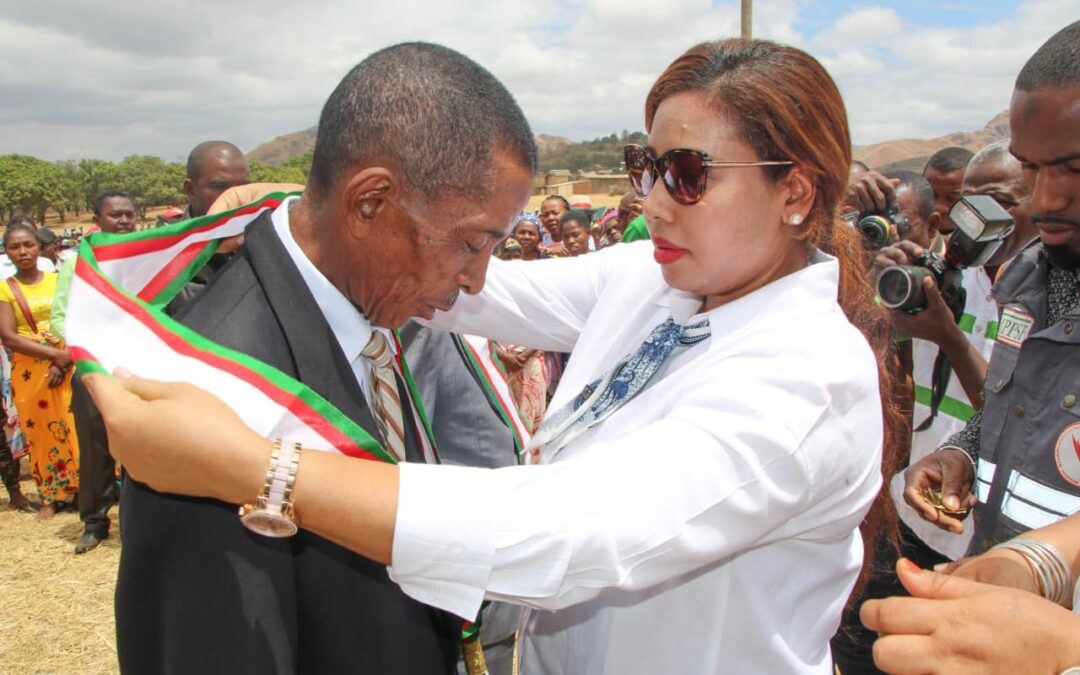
[877,265,930,312]
[857,215,891,249]
[878,267,913,308]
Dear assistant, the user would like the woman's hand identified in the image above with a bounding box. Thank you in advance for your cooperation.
[46,364,65,388]
[861,559,1080,674]
[82,370,269,504]
[934,548,1040,595]
[51,349,73,371]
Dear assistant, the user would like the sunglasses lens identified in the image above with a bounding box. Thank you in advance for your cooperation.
[624,145,653,197]
[663,150,706,205]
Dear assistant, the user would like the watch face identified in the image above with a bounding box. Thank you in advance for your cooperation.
[241,510,298,538]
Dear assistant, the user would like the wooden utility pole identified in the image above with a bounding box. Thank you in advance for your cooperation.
[741,0,752,39]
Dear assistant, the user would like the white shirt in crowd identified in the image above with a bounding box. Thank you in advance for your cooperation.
[0,255,56,279]
[389,241,883,674]
[889,266,998,559]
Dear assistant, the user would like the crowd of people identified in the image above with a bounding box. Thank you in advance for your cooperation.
[2,19,1079,675]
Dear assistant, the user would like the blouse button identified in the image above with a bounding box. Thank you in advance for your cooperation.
[1013,405,1026,418]
[1065,394,1077,409]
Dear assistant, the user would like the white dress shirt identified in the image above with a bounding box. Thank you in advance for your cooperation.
[270,196,393,403]
[388,241,883,674]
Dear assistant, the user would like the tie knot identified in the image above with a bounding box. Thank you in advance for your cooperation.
[362,331,394,367]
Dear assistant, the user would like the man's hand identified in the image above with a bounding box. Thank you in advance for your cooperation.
[83,370,270,505]
[206,182,305,254]
[845,170,899,215]
[903,448,976,533]
[892,276,959,345]
[208,183,305,216]
[861,559,1080,675]
[871,240,921,279]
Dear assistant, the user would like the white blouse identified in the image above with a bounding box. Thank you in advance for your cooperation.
[389,242,883,674]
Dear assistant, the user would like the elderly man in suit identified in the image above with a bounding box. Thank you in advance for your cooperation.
[115,42,536,674]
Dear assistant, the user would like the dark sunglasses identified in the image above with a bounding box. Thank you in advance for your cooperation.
[623,144,794,206]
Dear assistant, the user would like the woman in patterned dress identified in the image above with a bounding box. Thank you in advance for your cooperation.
[0,223,79,519]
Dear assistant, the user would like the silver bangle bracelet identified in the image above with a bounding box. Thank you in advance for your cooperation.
[935,445,977,475]
[991,536,1072,607]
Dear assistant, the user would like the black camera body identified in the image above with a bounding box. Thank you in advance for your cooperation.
[878,251,967,320]
[877,195,1016,317]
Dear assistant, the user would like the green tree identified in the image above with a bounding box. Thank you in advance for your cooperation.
[55,160,83,222]
[113,155,185,218]
[77,158,118,211]
[249,157,309,185]
[0,154,66,224]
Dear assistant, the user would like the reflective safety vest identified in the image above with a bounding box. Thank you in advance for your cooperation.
[971,240,1080,553]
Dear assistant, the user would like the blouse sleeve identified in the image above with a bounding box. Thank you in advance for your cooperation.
[387,346,882,619]
[425,242,650,353]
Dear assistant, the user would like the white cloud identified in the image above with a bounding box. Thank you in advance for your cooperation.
[0,0,1070,161]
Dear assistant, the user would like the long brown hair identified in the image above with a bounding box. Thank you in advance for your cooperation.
[645,39,902,590]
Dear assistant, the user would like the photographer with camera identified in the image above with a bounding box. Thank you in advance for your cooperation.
[902,18,1080,571]
[875,144,1038,573]
[834,168,1030,673]
[923,147,975,235]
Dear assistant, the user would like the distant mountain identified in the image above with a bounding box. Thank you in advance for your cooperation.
[249,112,1010,173]
[535,134,573,155]
[247,127,317,165]
[854,111,1010,169]
[248,129,578,167]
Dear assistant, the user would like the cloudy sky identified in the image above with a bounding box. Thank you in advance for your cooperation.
[0,0,1071,162]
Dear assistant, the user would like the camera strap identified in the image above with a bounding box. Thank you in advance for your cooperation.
[914,349,952,432]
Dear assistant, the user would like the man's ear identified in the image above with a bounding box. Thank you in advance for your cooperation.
[183,178,195,204]
[340,168,395,239]
[926,211,941,240]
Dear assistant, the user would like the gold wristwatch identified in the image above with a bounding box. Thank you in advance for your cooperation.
[239,438,302,537]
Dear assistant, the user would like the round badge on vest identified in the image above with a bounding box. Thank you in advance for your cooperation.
[1054,422,1080,488]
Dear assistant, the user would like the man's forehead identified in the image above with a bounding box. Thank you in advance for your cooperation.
[1010,86,1080,159]
[104,197,134,210]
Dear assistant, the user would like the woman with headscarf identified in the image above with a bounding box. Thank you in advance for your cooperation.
[511,212,548,261]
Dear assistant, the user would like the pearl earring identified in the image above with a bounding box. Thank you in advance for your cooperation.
[788,213,804,226]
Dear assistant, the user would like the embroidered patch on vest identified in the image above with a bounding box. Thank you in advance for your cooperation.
[1054,422,1080,488]
[997,306,1035,348]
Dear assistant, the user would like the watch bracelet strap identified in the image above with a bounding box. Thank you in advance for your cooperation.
[243,438,302,519]
[266,440,300,513]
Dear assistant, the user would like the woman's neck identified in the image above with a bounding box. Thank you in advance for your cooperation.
[14,267,42,284]
[700,244,808,314]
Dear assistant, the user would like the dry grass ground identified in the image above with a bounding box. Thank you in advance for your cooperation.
[0,469,120,675]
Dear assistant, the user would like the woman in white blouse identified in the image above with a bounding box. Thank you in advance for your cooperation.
[87,39,900,674]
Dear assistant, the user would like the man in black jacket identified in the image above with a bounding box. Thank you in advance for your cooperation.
[116,42,537,674]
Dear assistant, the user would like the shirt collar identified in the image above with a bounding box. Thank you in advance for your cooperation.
[270,196,395,363]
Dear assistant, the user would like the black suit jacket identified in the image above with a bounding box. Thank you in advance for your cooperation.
[115,213,460,675]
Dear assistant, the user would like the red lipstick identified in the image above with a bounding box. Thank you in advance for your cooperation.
[652,237,687,265]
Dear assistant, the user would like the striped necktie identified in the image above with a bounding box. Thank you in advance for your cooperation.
[361,331,407,462]
[528,314,711,458]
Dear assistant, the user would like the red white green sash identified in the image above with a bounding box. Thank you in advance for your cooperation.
[452,334,530,463]
[61,193,522,668]
[63,192,412,463]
